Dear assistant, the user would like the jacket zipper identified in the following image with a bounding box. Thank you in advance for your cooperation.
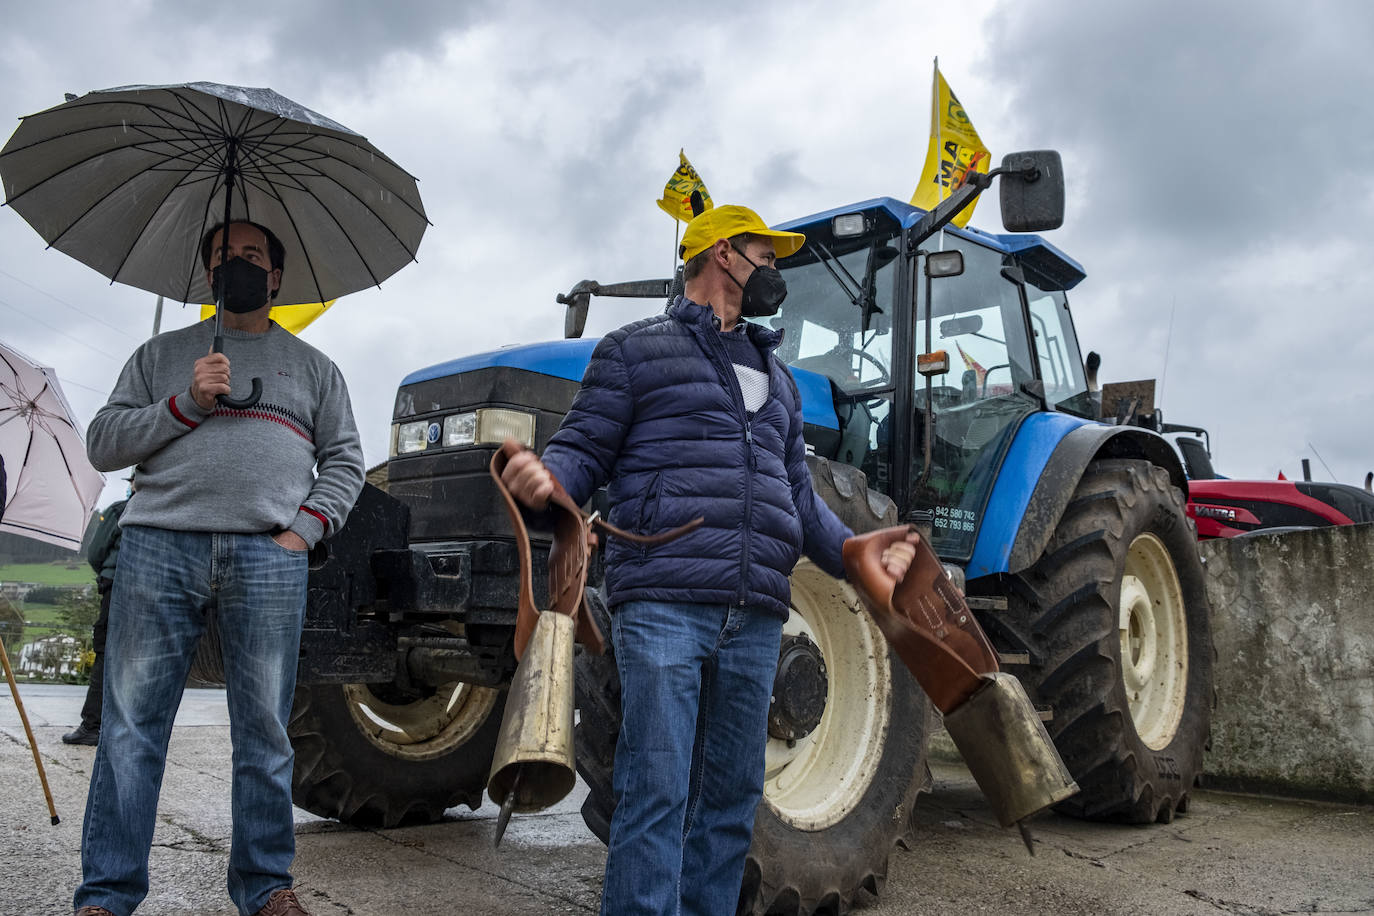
[700,317,759,607]
[638,471,662,559]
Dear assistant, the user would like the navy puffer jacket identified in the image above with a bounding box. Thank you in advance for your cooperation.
[541,297,852,619]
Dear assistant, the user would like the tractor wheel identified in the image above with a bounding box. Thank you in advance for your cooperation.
[575,460,930,915]
[740,560,929,915]
[288,677,505,827]
[999,458,1213,823]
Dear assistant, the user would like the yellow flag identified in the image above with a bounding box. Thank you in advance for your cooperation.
[909,63,990,228]
[199,300,336,335]
[656,149,713,223]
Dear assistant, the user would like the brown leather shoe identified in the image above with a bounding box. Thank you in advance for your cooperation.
[75,907,117,916]
[255,887,312,916]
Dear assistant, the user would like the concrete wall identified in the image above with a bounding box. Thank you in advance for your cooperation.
[1199,523,1374,803]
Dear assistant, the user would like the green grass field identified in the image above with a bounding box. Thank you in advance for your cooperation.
[0,563,96,586]
[23,603,64,626]
[0,564,95,659]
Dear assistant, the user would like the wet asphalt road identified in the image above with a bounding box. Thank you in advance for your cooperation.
[3,684,1372,916]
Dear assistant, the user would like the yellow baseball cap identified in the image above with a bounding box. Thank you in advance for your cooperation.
[679,204,806,262]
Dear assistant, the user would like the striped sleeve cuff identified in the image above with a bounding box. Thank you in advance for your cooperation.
[168,391,212,429]
[288,506,329,548]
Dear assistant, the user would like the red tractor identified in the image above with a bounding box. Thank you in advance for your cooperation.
[1172,429,1374,538]
[1086,364,1374,540]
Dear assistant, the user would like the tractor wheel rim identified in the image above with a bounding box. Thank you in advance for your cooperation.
[763,560,892,831]
[1119,532,1189,749]
[343,681,499,762]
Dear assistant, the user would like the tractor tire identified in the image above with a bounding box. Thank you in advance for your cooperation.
[997,458,1213,823]
[288,678,505,827]
[575,459,931,915]
[740,559,930,915]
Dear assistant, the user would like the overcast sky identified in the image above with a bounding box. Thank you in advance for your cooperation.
[3,0,1371,512]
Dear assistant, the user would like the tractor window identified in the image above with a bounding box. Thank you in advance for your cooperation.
[835,393,893,497]
[772,232,898,394]
[912,233,1038,560]
[1027,290,1089,410]
[915,235,1035,409]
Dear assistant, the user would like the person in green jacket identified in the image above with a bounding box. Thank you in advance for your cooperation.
[63,482,129,746]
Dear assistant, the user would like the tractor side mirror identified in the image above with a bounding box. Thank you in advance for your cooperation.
[558,282,595,339]
[940,315,983,338]
[999,150,1065,232]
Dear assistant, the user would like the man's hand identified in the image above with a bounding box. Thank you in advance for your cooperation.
[880,529,920,581]
[842,526,926,616]
[500,439,554,510]
[191,350,232,411]
[273,530,309,551]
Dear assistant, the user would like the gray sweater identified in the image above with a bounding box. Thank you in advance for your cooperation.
[88,320,364,548]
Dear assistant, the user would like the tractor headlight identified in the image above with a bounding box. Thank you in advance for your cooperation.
[442,411,477,447]
[833,213,867,238]
[393,408,536,457]
[444,409,536,448]
[474,408,535,448]
[394,420,431,455]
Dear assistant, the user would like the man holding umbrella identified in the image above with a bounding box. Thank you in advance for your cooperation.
[74,220,364,916]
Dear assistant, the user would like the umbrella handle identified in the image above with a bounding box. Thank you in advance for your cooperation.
[218,378,263,410]
[211,333,263,410]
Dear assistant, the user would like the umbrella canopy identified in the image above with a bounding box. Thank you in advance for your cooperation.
[0,82,428,306]
[0,340,105,551]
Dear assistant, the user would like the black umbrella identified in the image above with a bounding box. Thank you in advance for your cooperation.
[0,82,429,406]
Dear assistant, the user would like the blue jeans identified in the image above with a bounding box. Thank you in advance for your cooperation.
[600,600,784,916]
[75,526,308,916]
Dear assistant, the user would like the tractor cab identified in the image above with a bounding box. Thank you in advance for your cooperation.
[768,197,1090,560]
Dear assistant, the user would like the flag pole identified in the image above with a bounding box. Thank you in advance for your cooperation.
[932,56,942,205]
[673,220,681,277]
[932,57,945,251]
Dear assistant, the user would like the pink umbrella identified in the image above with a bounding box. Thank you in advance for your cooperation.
[0,339,104,550]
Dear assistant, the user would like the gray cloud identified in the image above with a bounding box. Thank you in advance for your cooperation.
[2,0,1370,506]
[979,0,1374,483]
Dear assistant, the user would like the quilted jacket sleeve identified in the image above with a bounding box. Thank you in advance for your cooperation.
[541,332,635,506]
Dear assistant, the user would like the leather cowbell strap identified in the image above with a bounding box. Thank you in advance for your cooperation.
[489,441,704,660]
[841,525,1000,713]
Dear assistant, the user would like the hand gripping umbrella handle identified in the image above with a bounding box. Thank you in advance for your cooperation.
[211,333,263,410]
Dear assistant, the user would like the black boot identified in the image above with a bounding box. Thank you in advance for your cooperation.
[62,722,99,746]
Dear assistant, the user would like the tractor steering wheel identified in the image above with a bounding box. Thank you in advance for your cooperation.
[848,347,890,386]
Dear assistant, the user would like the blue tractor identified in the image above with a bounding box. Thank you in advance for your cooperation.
[279,153,1212,915]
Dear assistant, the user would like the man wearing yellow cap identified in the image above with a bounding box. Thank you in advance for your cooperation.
[501,205,916,915]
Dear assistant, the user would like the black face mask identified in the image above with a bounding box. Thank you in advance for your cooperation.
[726,249,788,317]
[212,257,272,314]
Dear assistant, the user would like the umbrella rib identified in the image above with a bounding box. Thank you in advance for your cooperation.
[237,160,387,296]
[238,149,425,271]
[237,129,428,225]
[3,98,426,229]
[0,101,210,159]
[78,94,237,298]
[106,150,230,291]
[2,127,223,209]
[179,169,231,306]
[6,86,427,304]
[233,166,330,304]
[1,92,239,176]
[5,97,232,241]
[231,122,429,226]
[232,115,414,175]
